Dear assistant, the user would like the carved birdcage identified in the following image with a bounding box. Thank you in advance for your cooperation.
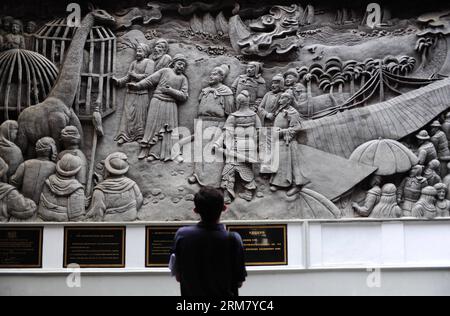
[34,18,117,121]
[0,49,58,121]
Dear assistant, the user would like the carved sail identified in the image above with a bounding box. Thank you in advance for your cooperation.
[301,78,450,158]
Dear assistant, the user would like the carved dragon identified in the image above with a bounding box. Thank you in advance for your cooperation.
[17,6,116,156]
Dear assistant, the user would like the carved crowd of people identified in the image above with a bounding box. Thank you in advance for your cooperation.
[353,120,450,219]
[0,119,143,222]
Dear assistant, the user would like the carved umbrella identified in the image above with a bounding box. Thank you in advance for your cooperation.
[349,138,419,176]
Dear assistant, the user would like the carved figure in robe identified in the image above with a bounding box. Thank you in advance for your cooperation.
[352,176,383,217]
[257,74,284,127]
[232,62,266,112]
[434,183,450,217]
[150,39,172,71]
[0,121,23,180]
[412,186,437,219]
[397,165,428,217]
[370,184,402,219]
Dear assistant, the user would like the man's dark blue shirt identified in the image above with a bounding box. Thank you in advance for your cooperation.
[173,223,247,297]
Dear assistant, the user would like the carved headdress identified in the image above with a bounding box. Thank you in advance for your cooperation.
[105,152,130,176]
[213,64,230,79]
[56,154,82,178]
[170,54,188,66]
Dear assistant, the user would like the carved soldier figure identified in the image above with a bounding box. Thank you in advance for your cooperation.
[58,126,88,188]
[0,120,23,180]
[129,54,189,162]
[0,157,37,222]
[430,120,450,175]
[38,154,86,222]
[268,91,308,197]
[11,137,57,204]
[397,165,428,217]
[352,175,382,217]
[416,130,438,165]
[370,184,402,219]
[434,183,450,217]
[232,62,266,112]
[423,159,442,186]
[4,19,25,50]
[113,43,155,145]
[214,90,262,204]
[412,186,437,219]
[87,152,143,222]
[189,64,235,188]
[151,39,172,71]
[257,74,285,127]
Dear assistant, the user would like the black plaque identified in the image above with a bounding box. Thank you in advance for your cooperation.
[146,226,181,267]
[64,227,126,268]
[227,225,288,266]
[0,227,43,268]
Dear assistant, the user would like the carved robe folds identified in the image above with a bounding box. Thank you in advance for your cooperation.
[0,183,37,222]
[270,106,307,189]
[192,85,234,188]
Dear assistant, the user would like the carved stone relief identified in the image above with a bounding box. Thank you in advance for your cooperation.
[0,1,449,222]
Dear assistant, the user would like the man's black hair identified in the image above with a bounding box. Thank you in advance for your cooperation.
[194,187,224,223]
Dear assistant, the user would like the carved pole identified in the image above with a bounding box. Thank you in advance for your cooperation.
[379,60,385,103]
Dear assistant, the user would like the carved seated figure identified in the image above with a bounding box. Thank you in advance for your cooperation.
[370,184,402,219]
[352,176,382,217]
[434,183,450,217]
[214,90,262,204]
[0,157,37,222]
[412,186,437,219]
[423,159,442,186]
[38,154,86,222]
[11,137,57,204]
[397,165,428,217]
[87,152,143,222]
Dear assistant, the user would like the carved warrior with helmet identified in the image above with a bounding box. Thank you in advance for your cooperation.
[258,74,285,127]
[87,152,143,222]
[430,120,450,175]
[232,62,267,111]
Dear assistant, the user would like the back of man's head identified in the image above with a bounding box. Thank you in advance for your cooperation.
[194,187,225,224]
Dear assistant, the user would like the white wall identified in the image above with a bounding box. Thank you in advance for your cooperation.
[2,219,450,296]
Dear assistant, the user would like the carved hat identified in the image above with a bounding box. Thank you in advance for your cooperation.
[427,159,441,170]
[421,186,437,197]
[248,61,263,77]
[105,152,129,176]
[381,183,397,196]
[136,42,151,57]
[213,64,230,79]
[236,90,250,105]
[0,157,8,179]
[61,126,81,143]
[284,68,300,80]
[170,54,188,66]
[416,130,431,140]
[56,154,82,177]
[430,120,442,128]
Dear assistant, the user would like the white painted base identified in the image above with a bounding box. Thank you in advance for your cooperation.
[2,219,450,296]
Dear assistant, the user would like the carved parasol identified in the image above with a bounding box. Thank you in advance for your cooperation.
[349,138,419,176]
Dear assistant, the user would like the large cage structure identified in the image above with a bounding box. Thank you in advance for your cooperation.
[34,18,117,121]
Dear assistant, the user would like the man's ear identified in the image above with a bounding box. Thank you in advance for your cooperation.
[222,205,228,213]
[193,208,199,214]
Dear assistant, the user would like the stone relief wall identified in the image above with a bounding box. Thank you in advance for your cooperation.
[0,0,450,222]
